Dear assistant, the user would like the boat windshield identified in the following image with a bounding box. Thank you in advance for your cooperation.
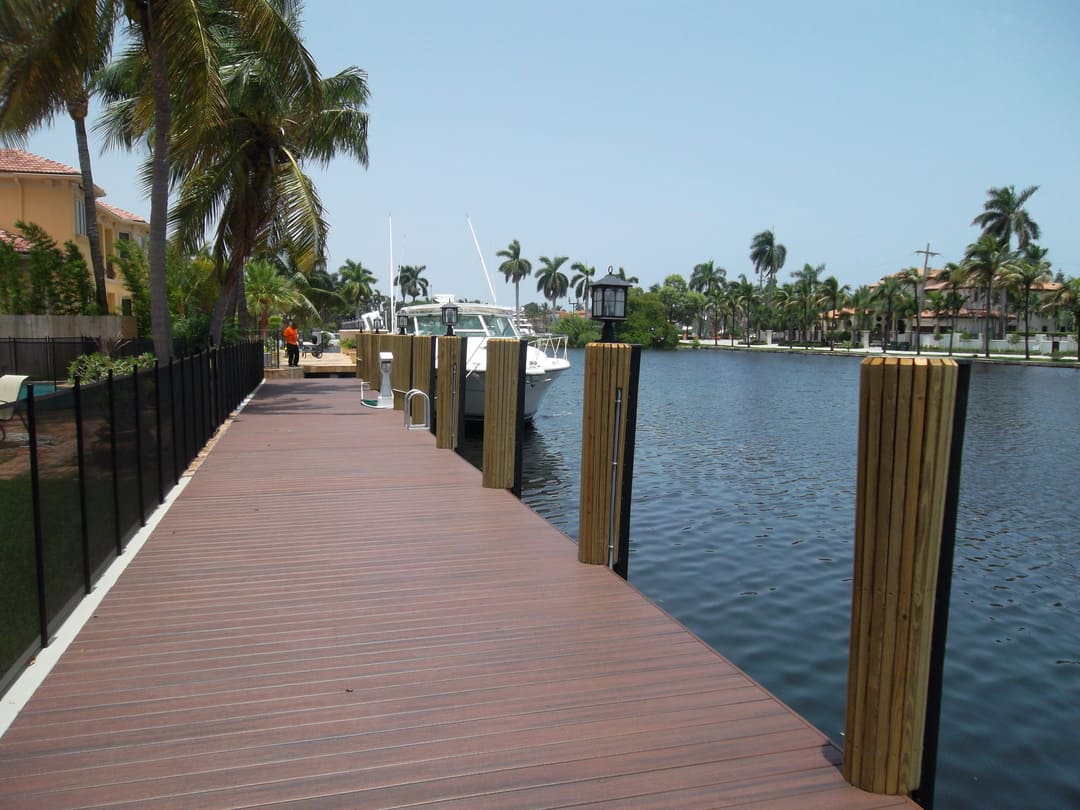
[410,313,518,337]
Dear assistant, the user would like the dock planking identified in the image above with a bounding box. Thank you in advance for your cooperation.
[0,377,917,808]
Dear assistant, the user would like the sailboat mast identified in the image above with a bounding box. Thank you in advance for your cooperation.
[388,214,395,325]
[466,213,497,304]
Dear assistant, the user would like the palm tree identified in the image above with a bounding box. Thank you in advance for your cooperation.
[999,250,1051,360]
[396,264,429,301]
[790,263,823,347]
[1044,277,1080,361]
[819,275,851,350]
[749,229,786,294]
[690,260,726,339]
[0,1,118,314]
[732,274,759,346]
[496,239,531,317]
[972,185,1041,251]
[93,0,332,356]
[569,262,596,310]
[851,285,875,342]
[962,234,1019,357]
[535,255,570,314]
[870,277,908,352]
[338,259,376,320]
[244,258,315,338]
[613,266,640,284]
[896,267,924,354]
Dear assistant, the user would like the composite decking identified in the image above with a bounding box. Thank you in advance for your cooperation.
[0,377,917,808]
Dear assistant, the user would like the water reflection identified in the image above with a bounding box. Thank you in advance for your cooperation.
[463,351,1080,809]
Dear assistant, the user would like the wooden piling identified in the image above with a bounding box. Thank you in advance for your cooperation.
[578,341,639,567]
[843,356,958,796]
[388,334,412,410]
[434,336,465,449]
[410,335,435,427]
[482,339,526,492]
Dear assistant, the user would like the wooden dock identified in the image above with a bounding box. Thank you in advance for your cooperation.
[0,377,917,808]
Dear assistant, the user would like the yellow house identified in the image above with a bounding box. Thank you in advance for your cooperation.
[0,148,148,314]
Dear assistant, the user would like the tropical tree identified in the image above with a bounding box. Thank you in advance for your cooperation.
[870,277,908,352]
[396,264,429,301]
[999,249,1051,359]
[896,267,924,354]
[497,239,531,317]
[732,274,759,345]
[613,266,640,284]
[95,0,343,357]
[790,263,823,347]
[1044,277,1080,361]
[962,233,1019,357]
[690,260,726,339]
[535,255,570,313]
[569,262,596,308]
[749,229,786,294]
[0,0,116,314]
[972,185,1041,251]
[244,258,315,338]
[818,275,851,350]
[338,258,376,320]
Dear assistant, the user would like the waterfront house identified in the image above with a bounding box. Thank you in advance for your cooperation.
[0,148,147,315]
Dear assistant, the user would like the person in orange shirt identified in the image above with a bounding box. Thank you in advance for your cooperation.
[283,320,300,366]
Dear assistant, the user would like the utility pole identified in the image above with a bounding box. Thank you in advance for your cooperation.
[914,242,940,356]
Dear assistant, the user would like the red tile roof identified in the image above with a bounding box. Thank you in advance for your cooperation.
[0,227,31,252]
[97,200,147,223]
[0,148,80,176]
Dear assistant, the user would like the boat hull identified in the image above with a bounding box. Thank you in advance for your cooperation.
[463,366,567,421]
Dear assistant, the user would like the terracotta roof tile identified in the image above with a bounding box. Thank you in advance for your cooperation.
[0,227,31,252]
[97,200,147,223]
[0,148,80,176]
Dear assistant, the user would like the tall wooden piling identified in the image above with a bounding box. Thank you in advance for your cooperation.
[410,335,436,427]
[388,334,412,410]
[578,341,640,568]
[482,339,526,493]
[434,336,466,449]
[843,356,958,796]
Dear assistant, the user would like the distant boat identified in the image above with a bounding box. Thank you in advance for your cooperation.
[366,299,570,421]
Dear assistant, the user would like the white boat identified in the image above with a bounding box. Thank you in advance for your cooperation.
[364,300,570,421]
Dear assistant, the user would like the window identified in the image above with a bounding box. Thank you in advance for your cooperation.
[75,194,86,236]
[121,298,133,316]
[118,231,130,241]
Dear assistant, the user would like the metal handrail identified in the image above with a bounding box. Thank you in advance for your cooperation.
[403,389,431,430]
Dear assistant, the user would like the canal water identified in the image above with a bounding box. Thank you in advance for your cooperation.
[464,348,1079,809]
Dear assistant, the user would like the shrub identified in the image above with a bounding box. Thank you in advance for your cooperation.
[68,352,156,384]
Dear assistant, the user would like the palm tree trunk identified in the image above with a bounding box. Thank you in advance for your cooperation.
[147,14,173,363]
[70,107,108,314]
[984,285,991,358]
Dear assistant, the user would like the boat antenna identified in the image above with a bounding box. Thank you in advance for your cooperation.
[466,212,498,304]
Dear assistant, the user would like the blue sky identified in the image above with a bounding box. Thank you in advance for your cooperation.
[22,0,1080,305]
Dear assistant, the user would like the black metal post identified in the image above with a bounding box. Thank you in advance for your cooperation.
[178,356,189,468]
[428,336,437,436]
[613,344,642,581]
[73,378,92,594]
[511,339,527,499]
[912,358,972,810]
[169,358,180,486]
[153,362,164,503]
[26,386,49,645]
[132,367,145,526]
[107,370,122,554]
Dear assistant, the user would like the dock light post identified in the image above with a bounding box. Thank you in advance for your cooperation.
[372,316,383,334]
[397,311,408,335]
[441,301,459,336]
[590,266,632,342]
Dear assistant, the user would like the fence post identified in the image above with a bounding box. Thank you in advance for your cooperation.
[132,367,146,526]
[26,386,49,646]
[106,370,123,554]
[482,339,526,494]
[578,341,641,572]
[843,356,959,796]
[73,377,92,593]
[169,358,180,485]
